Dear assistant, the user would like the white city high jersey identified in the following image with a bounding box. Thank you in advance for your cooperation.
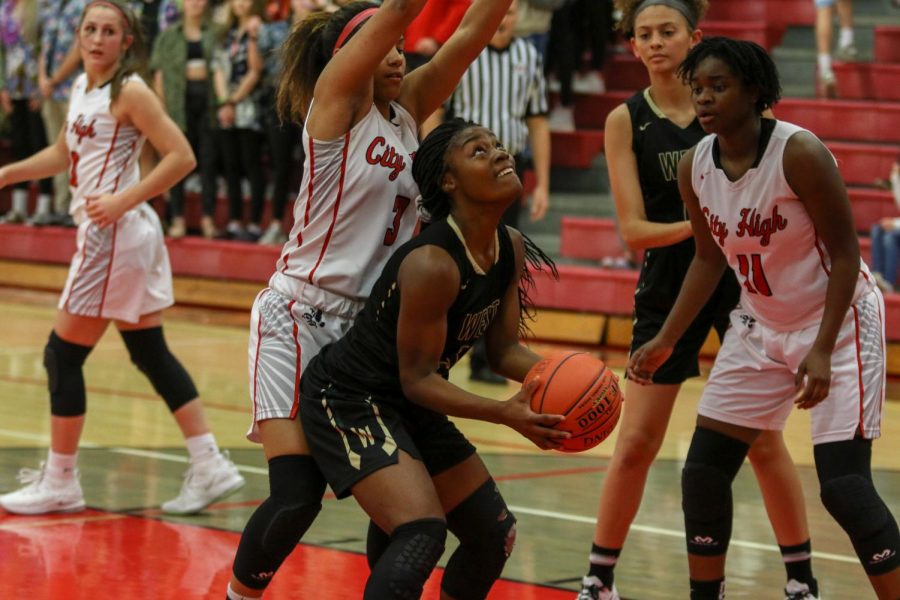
[692,120,874,331]
[270,102,420,302]
[65,73,146,225]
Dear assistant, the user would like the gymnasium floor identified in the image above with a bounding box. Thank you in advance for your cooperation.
[1,287,898,599]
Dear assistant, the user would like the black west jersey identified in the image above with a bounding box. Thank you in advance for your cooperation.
[311,218,517,406]
[625,88,738,315]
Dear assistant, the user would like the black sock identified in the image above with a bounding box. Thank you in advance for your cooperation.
[689,577,724,600]
[587,544,620,588]
[780,540,817,595]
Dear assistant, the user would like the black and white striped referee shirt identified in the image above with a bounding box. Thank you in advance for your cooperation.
[445,38,549,156]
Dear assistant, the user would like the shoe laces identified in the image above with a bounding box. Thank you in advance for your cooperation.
[784,579,815,600]
[16,465,46,487]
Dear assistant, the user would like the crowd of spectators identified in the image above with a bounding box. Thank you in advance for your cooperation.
[0,0,610,243]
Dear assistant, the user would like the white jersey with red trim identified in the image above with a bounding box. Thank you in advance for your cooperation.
[65,73,146,225]
[692,119,874,332]
[269,101,420,303]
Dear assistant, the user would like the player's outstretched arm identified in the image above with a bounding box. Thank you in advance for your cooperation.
[400,0,513,124]
[309,0,427,139]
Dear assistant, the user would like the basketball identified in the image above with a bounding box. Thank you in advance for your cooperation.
[524,352,623,453]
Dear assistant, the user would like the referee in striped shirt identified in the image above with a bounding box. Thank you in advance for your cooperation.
[430,0,551,227]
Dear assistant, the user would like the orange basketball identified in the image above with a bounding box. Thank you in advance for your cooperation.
[524,352,623,453]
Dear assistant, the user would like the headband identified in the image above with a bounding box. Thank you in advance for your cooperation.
[633,0,698,30]
[332,7,378,55]
[84,0,132,31]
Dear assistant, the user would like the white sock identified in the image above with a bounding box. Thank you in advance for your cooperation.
[11,189,28,214]
[818,53,833,74]
[226,583,260,600]
[839,26,854,48]
[36,194,52,215]
[185,432,220,464]
[47,450,78,481]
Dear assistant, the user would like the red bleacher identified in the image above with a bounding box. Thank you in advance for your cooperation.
[874,26,900,64]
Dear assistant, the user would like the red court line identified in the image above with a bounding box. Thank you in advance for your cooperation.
[0,509,575,599]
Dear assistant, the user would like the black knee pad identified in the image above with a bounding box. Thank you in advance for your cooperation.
[820,474,900,575]
[120,327,198,412]
[367,520,391,570]
[681,427,749,557]
[233,455,327,590]
[443,478,517,600]
[45,332,93,417]
[365,518,447,600]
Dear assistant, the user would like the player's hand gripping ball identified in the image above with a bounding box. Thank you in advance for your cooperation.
[524,352,623,452]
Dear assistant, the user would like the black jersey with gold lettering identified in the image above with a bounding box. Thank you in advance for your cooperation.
[307,217,516,406]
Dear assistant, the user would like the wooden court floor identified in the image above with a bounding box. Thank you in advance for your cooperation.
[1,287,898,599]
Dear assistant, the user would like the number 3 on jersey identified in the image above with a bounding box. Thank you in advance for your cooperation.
[383,195,411,246]
[737,253,772,296]
[69,151,80,187]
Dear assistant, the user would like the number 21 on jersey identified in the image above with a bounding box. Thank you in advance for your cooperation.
[737,253,772,296]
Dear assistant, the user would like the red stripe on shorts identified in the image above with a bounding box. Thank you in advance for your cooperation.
[250,290,268,421]
[308,131,351,284]
[289,300,302,419]
[851,304,865,436]
[97,222,118,315]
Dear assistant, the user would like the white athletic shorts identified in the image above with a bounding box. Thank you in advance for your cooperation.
[698,288,886,444]
[246,286,363,442]
[59,204,174,324]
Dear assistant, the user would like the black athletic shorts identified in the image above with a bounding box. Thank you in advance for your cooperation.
[300,366,476,499]
[630,244,740,384]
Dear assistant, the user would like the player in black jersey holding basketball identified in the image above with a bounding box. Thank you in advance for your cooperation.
[299,118,566,599]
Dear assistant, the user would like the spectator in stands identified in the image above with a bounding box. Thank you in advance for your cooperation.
[35,0,87,227]
[403,0,469,71]
[0,0,54,224]
[815,0,856,97]
[515,0,553,59]
[213,0,265,241]
[255,0,326,246]
[545,0,612,132]
[869,161,900,292]
[152,0,222,239]
[434,0,550,384]
[576,4,818,600]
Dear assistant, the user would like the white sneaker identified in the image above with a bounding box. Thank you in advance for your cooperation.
[549,105,576,132]
[784,578,821,600]
[259,222,288,245]
[573,71,606,94]
[818,69,837,98]
[0,463,86,515]
[834,44,858,61]
[162,451,245,514]
[576,576,619,600]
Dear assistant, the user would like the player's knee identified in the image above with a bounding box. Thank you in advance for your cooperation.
[233,456,326,590]
[681,427,748,557]
[442,479,517,600]
[682,461,733,556]
[612,430,662,472]
[820,474,900,575]
[379,518,447,600]
[120,327,198,412]
[45,331,92,417]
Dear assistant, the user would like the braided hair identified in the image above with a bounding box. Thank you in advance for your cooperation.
[678,37,782,114]
[411,119,558,336]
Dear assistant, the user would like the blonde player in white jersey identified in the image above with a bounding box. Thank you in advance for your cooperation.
[629,37,900,600]
[0,0,244,517]
[227,0,518,598]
